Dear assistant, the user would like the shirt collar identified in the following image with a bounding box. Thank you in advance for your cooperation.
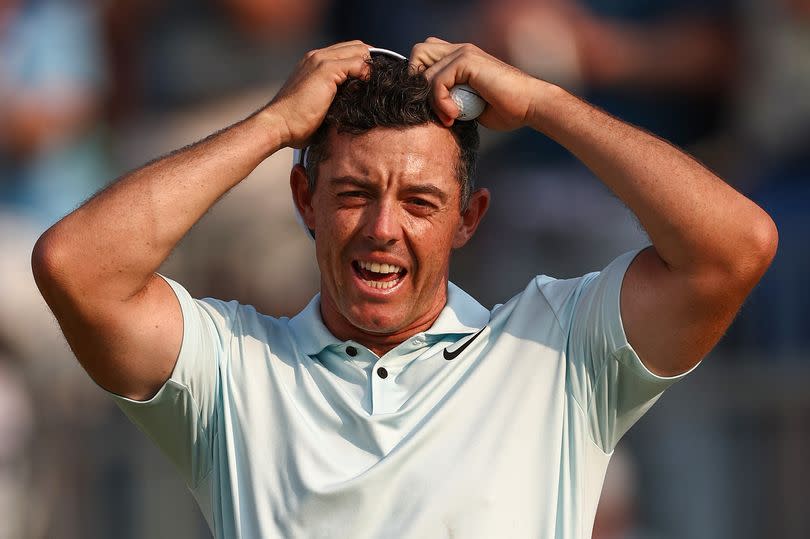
[424,282,490,337]
[288,282,491,356]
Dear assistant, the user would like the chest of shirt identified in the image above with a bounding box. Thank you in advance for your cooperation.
[207,323,602,538]
[219,311,569,465]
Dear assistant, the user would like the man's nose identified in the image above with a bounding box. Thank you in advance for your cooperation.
[363,200,401,246]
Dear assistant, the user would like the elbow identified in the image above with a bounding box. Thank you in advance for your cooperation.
[746,211,779,279]
[32,230,55,285]
[717,211,779,295]
[31,227,72,300]
[694,211,779,300]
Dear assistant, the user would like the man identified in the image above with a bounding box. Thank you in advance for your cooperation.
[32,39,777,538]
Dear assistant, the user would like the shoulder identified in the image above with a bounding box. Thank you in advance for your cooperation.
[160,274,289,347]
[492,272,596,333]
[486,272,593,339]
[494,250,642,333]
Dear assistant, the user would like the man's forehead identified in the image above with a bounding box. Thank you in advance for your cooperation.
[323,124,459,176]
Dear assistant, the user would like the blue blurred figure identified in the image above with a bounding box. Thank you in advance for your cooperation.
[0,0,108,229]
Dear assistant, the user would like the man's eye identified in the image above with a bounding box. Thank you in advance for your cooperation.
[338,191,369,199]
[408,198,435,209]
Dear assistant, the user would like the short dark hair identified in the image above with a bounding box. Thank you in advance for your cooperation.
[304,54,480,211]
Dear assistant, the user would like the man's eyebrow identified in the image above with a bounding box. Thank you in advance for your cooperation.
[401,184,448,203]
[329,176,377,191]
[328,176,449,203]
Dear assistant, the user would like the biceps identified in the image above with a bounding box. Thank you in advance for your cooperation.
[621,247,740,376]
[57,274,184,401]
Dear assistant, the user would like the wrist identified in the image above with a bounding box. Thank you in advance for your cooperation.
[252,105,291,157]
[526,80,574,135]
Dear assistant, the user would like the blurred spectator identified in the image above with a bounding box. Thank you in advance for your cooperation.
[104,0,328,122]
[479,0,737,154]
[0,2,118,538]
[736,0,810,162]
[0,0,112,452]
[0,0,109,228]
[724,0,810,356]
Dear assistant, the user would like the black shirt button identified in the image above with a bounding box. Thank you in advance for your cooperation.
[377,367,388,379]
[346,346,358,357]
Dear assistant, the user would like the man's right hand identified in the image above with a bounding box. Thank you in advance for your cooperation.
[265,40,372,149]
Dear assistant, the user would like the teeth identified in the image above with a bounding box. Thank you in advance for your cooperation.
[358,260,402,274]
[361,278,400,289]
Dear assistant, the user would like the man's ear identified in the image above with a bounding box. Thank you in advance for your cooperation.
[452,187,490,248]
[290,164,316,231]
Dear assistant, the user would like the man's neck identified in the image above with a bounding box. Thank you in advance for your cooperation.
[318,289,448,357]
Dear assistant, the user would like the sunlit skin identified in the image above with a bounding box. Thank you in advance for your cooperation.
[291,123,490,356]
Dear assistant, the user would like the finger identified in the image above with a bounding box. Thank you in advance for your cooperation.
[422,50,470,125]
[319,55,372,85]
[317,40,371,55]
[326,39,368,49]
[324,40,374,57]
[410,41,458,71]
[304,41,371,66]
[409,41,460,73]
[425,36,450,44]
[425,54,464,124]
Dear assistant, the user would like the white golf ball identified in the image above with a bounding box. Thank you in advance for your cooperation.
[450,84,486,121]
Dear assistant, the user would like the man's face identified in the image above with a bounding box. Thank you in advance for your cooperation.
[295,124,482,340]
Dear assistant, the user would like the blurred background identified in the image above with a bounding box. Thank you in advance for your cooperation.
[1,0,808,537]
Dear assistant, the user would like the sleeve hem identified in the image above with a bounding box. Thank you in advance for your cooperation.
[607,248,702,382]
[106,378,191,406]
[604,248,646,354]
[614,343,702,384]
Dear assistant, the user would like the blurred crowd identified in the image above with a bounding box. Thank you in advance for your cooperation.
[1,0,808,538]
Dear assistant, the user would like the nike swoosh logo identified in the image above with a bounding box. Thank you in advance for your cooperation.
[443,326,487,360]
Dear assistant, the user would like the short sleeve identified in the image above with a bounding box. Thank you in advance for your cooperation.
[564,249,699,453]
[106,275,236,486]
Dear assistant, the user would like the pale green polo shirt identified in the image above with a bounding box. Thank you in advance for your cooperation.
[110,248,695,538]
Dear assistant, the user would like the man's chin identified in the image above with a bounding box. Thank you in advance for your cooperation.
[349,316,404,336]
[345,305,408,336]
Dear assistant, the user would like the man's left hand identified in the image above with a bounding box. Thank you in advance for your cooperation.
[409,37,543,131]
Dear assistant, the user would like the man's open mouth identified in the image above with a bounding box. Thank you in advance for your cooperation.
[352,260,407,290]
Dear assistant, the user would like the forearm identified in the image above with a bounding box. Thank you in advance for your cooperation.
[528,82,775,277]
[33,108,286,302]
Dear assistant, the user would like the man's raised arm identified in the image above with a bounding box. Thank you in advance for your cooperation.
[31,41,371,400]
[524,86,778,376]
[411,38,778,377]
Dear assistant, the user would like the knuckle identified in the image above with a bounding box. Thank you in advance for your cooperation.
[413,43,429,58]
[313,57,330,70]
